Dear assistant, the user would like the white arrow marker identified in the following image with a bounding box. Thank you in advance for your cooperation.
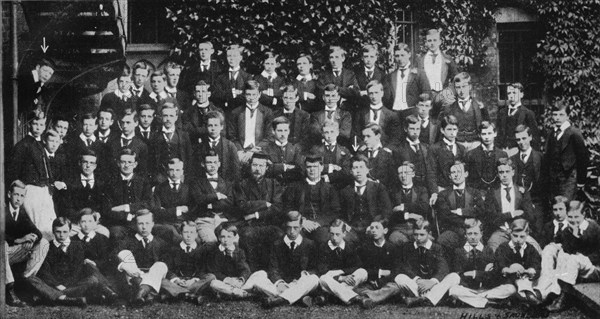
[41,37,49,53]
[352,136,359,152]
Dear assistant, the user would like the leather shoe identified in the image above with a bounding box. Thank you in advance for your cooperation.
[130,277,142,288]
[359,296,375,309]
[524,291,541,306]
[57,296,87,308]
[546,292,568,312]
[314,295,327,306]
[133,284,153,306]
[196,295,208,305]
[101,286,119,304]
[6,288,27,307]
[263,296,287,309]
[405,296,432,308]
[300,296,313,308]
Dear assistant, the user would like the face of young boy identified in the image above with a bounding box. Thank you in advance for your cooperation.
[166,68,181,88]
[465,226,483,246]
[206,118,222,139]
[285,220,302,241]
[227,50,242,68]
[367,222,387,241]
[398,165,415,186]
[367,85,384,105]
[151,76,166,93]
[80,155,97,177]
[136,214,154,238]
[305,162,323,181]
[506,86,523,106]
[282,91,298,111]
[36,65,54,84]
[133,68,149,88]
[417,101,432,118]
[79,214,97,235]
[274,123,290,143]
[497,164,514,186]
[413,228,429,245]
[219,229,237,249]
[118,154,137,176]
[245,88,260,105]
[167,161,184,181]
[98,112,113,131]
[405,122,421,142]
[455,81,471,100]
[263,57,278,74]
[510,230,527,246]
[567,209,585,229]
[82,118,97,137]
[118,76,132,93]
[296,57,312,75]
[204,155,220,175]
[139,110,155,129]
[351,161,369,183]
[363,50,377,68]
[198,43,214,62]
[44,135,61,154]
[329,225,345,246]
[194,85,211,104]
[450,164,467,186]
[515,131,532,152]
[362,128,379,149]
[441,124,458,142]
[551,109,569,128]
[30,118,47,137]
[181,225,198,245]
[322,126,339,144]
[394,49,410,68]
[8,187,26,209]
[53,224,71,243]
[425,32,441,53]
[120,114,137,136]
[553,202,567,222]
[161,108,178,129]
[323,90,340,108]
[480,126,496,147]
[54,121,69,139]
[329,51,345,70]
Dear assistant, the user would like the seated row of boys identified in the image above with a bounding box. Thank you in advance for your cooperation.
[11,182,598,314]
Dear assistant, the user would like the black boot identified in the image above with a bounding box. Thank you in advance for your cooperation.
[6,284,27,307]
[56,296,87,308]
[546,292,568,312]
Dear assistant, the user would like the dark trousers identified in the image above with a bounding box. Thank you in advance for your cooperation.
[26,273,101,301]
[240,225,284,272]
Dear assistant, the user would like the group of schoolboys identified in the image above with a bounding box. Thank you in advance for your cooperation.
[6,28,595,313]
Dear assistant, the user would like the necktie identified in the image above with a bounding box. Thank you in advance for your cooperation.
[400,68,406,78]
[327,144,334,152]
[368,150,374,159]
[355,185,365,195]
[521,153,527,163]
[186,245,191,253]
[60,244,67,252]
[421,119,428,129]
[83,235,89,243]
[143,131,149,140]
[122,138,131,147]
[301,77,307,83]
[335,247,342,256]
[229,71,236,81]
[372,109,379,122]
[447,144,453,153]
[326,110,334,120]
[202,65,207,72]
[143,238,149,248]
[290,241,296,251]
[165,132,173,142]
[412,143,420,153]
[509,108,517,116]
[470,248,477,262]
[267,75,273,82]
[505,186,512,202]
[86,138,93,147]
[459,100,467,111]
[455,189,464,197]
[171,183,179,191]
[207,177,218,182]
[169,91,176,98]
[367,70,373,79]
[210,141,217,149]
[84,180,92,190]
[402,188,411,196]
[554,129,561,140]
[248,107,257,117]
[100,136,107,143]
[557,222,564,236]
[431,53,438,64]
[12,211,17,221]
[334,71,340,78]
[514,244,521,254]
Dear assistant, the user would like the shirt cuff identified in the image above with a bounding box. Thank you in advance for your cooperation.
[176,208,182,217]
[170,277,180,283]
[126,213,134,222]
[328,166,334,174]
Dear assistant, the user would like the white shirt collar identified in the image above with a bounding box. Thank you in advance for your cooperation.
[98,129,111,138]
[370,103,383,110]
[165,86,177,94]
[246,103,259,110]
[200,61,211,67]
[283,235,303,248]
[275,140,288,147]
[508,240,527,254]
[120,133,135,140]
[324,106,337,112]
[32,70,41,84]
[229,66,241,72]
[296,74,313,81]
[453,183,466,190]
[482,144,495,152]
[78,231,96,241]
[120,173,134,181]
[138,125,151,133]
[502,182,515,190]
[398,62,411,70]
[553,219,568,230]
[463,242,484,252]
[194,100,210,108]
[402,183,414,189]
[28,132,42,141]
[53,239,71,248]
[414,239,433,250]
[168,178,182,185]
[162,126,175,134]
[45,149,56,158]
[373,239,386,248]
[9,204,18,215]
[579,220,590,232]
[306,177,321,186]
[508,102,521,110]
[368,143,383,151]
[208,136,220,144]
[218,244,236,253]
[261,70,278,79]
[80,173,95,181]
[180,241,198,251]
[354,180,367,188]
[407,138,420,146]
[79,133,96,143]
[558,121,571,132]
[328,240,345,251]
[206,173,219,180]
[135,233,154,244]
[115,88,132,99]
[520,147,532,159]
[443,138,455,147]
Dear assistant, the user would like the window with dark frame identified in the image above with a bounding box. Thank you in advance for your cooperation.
[127,1,172,45]
[497,22,544,104]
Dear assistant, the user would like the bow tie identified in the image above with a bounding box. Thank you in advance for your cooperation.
[207,177,218,182]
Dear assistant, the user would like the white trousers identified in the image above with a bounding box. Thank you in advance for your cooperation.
[394,272,461,305]
[23,185,56,240]
[319,268,368,304]
[243,270,319,304]
[117,250,168,293]
[449,284,517,308]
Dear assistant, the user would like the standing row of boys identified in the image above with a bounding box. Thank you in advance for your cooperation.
[6,28,594,313]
